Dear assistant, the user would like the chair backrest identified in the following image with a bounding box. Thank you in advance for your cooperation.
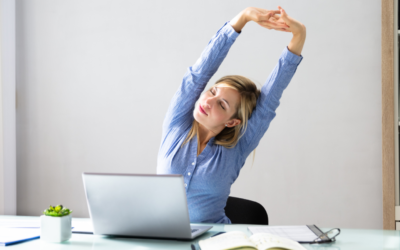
[224,196,268,225]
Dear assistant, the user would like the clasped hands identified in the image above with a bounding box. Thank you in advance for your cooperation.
[241,6,306,36]
[230,6,306,55]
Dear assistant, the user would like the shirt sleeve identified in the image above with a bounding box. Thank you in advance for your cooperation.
[162,22,240,137]
[238,46,303,159]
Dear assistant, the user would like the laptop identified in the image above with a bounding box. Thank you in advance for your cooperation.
[82,173,212,240]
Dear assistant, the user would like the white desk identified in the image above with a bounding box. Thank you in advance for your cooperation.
[1,216,400,249]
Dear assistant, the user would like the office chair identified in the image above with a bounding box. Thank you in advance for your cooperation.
[224,196,268,225]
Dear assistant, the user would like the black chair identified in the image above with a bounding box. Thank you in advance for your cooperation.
[224,196,268,225]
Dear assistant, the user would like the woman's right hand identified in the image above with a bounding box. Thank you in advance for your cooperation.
[276,6,306,36]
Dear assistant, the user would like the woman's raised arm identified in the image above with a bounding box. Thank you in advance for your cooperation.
[161,10,247,134]
[236,6,305,158]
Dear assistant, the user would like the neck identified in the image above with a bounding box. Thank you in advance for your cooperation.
[198,123,221,145]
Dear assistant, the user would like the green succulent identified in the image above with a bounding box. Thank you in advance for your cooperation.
[43,205,72,217]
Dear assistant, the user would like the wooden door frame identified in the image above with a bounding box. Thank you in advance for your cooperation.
[382,0,396,230]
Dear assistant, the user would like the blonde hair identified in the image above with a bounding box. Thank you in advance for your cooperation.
[183,75,261,157]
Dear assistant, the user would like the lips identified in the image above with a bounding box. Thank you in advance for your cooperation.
[199,105,208,116]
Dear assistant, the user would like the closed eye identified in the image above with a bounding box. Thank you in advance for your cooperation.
[211,88,226,110]
[219,101,225,110]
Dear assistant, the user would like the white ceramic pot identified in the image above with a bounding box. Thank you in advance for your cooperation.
[40,214,72,242]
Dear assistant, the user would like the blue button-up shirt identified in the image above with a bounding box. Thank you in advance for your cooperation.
[157,21,303,223]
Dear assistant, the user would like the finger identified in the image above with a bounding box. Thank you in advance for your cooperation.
[258,12,273,22]
[260,10,280,21]
[274,28,291,32]
[259,23,287,30]
[267,15,289,27]
[270,18,288,26]
[269,17,279,22]
[278,6,290,23]
[259,22,287,30]
[269,10,281,14]
[272,26,291,32]
[278,6,285,14]
[272,19,288,25]
[265,20,289,28]
[269,14,283,22]
[260,10,281,21]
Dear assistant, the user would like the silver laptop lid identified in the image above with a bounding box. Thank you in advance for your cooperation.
[82,173,193,239]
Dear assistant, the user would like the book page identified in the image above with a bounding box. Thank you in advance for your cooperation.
[248,226,316,242]
[249,233,307,250]
[198,231,257,250]
[0,228,40,245]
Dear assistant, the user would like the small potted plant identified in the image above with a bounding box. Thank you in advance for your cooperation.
[40,205,73,242]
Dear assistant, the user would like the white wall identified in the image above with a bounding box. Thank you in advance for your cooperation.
[0,0,16,215]
[16,0,382,229]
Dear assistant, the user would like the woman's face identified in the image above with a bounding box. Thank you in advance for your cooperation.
[194,84,241,133]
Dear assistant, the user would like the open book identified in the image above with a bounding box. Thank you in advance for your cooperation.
[198,231,307,250]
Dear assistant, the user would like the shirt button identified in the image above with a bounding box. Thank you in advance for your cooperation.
[192,162,195,165]
[188,172,191,176]
[185,183,187,187]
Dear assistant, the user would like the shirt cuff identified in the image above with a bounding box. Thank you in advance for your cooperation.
[281,46,303,65]
[219,21,240,40]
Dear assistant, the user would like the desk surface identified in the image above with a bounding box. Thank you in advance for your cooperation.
[1,216,400,250]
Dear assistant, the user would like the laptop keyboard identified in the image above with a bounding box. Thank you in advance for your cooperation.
[191,229,199,233]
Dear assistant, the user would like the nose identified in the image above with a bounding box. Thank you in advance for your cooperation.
[204,96,216,109]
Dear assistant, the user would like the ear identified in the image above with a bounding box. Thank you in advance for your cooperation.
[225,118,241,128]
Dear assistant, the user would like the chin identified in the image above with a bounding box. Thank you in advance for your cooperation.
[193,109,203,123]
[194,109,211,128]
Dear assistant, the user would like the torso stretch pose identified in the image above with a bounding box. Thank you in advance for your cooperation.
[157,6,306,223]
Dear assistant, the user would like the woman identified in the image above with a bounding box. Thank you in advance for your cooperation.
[157,6,305,223]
